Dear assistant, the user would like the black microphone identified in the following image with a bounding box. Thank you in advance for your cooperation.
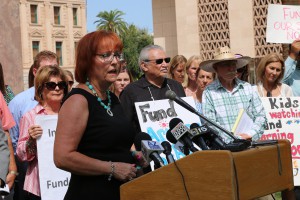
[167,118,198,153]
[165,90,240,142]
[161,141,175,164]
[165,90,197,114]
[189,123,209,150]
[139,132,165,168]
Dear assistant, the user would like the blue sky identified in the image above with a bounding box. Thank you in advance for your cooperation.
[86,0,153,33]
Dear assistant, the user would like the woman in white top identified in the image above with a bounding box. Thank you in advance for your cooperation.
[256,53,293,97]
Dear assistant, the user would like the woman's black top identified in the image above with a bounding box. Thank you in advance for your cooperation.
[63,88,135,200]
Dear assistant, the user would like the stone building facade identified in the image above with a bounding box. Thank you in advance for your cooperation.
[152,0,298,83]
[0,0,86,93]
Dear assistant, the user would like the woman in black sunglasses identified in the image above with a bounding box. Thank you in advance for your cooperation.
[16,65,67,199]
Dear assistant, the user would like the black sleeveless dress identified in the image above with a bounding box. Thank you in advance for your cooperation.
[63,88,135,200]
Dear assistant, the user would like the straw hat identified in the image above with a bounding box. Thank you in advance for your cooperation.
[199,46,251,72]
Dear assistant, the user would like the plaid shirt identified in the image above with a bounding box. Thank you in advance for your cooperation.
[202,78,266,143]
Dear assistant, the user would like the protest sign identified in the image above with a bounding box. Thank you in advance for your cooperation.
[36,115,70,200]
[260,97,300,185]
[135,97,201,161]
[266,4,300,43]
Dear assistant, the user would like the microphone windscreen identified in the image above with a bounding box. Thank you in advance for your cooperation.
[169,118,182,129]
[161,141,172,153]
[134,132,152,151]
[166,130,177,144]
[165,90,177,100]
[190,123,200,129]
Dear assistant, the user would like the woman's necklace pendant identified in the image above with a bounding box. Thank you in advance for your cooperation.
[107,109,113,117]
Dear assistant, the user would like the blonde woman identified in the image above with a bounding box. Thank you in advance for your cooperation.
[168,55,187,84]
[16,65,67,199]
[183,55,201,100]
[256,53,293,97]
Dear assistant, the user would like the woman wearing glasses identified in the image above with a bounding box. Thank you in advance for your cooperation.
[255,53,293,97]
[16,65,67,199]
[54,30,145,200]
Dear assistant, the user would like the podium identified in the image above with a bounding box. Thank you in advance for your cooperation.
[120,140,294,200]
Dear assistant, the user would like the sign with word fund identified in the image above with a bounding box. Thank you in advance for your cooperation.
[135,97,201,161]
[260,97,300,185]
[266,4,300,43]
[35,115,70,200]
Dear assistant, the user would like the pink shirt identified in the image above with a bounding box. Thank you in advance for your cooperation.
[16,104,49,196]
[0,92,15,130]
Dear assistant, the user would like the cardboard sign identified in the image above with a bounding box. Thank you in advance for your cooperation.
[266,4,300,43]
[260,97,300,185]
[36,115,70,200]
[135,97,201,161]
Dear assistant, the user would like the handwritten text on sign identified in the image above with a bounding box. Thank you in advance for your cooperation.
[135,97,201,161]
[260,97,300,185]
[266,4,300,43]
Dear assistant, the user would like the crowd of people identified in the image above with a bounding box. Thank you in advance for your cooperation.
[0,29,299,200]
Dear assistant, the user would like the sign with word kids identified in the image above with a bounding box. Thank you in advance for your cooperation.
[266,4,300,43]
[260,97,300,185]
[35,115,70,200]
[135,97,201,161]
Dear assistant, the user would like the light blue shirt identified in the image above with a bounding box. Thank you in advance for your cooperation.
[283,56,300,96]
[202,78,266,143]
[8,87,38,152]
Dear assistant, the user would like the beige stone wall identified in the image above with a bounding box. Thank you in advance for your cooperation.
[228,0,256,57]
[0,0,24,94]
[152,0,177,57]
[0,0,86,94]
[174,0,200,58]
[152,0,200,58]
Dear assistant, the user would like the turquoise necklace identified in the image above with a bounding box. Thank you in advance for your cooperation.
[85,80,113,117]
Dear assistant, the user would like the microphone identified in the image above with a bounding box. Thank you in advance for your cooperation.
[134,132,151,151]
[161,141,175,164]
[189,123,209,150]
[141,137,165,168]
[165,90,197,114]
[201,125,226,150]
[167,118,198,153]
[165,90,240,142]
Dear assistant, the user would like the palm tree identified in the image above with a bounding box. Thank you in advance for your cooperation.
[94,9,128,35]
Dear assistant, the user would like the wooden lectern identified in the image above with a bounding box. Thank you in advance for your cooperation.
[120,140,294,200]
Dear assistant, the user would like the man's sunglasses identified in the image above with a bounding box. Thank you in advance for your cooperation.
[44,81,67,91]
[144,57,171,65]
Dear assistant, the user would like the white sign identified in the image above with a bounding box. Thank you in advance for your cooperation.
[266,4,300,43]
[36,115,70,200]
[135,97,201,161]
[260,97,300,185]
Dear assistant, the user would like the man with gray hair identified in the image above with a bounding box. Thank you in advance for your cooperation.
[120,44,185,133]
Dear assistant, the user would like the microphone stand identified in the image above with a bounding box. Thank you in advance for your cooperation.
[166,91,251,151]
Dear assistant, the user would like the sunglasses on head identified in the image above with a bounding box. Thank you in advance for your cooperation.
[44,81,67,91]
[144,57,171,65]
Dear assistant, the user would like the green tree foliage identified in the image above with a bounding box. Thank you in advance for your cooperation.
[94,9,153,79]
[121,24,153,79]
[94,9,128,35]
